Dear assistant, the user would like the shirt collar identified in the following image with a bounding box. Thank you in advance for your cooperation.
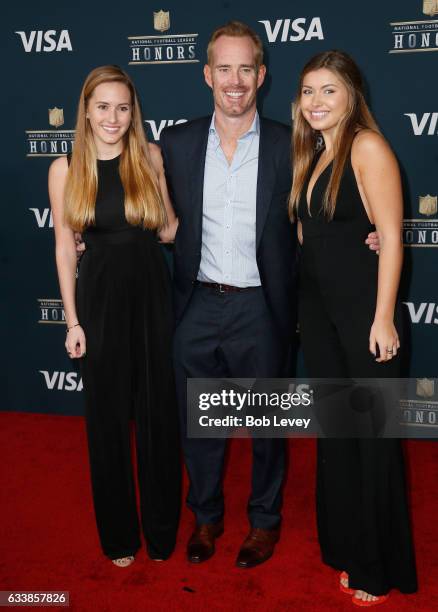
[209,111,260,141]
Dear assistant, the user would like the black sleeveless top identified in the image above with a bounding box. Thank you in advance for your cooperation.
[297,149,378,301]
[67,154,131,232]
[89,155,131,232]
[298,149,375,240]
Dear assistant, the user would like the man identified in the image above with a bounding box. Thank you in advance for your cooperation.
[160,22,296,569]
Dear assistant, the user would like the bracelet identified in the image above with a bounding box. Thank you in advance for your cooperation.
[66,323,80,333]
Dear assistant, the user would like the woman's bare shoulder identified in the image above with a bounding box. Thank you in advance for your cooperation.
[352,130,391,157]
[49,155,69,178]
[352,130,395,169]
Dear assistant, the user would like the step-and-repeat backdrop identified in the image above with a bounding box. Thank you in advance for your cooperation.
[2,0,437,415]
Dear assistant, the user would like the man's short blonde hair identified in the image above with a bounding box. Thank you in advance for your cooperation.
[206,21,264,69]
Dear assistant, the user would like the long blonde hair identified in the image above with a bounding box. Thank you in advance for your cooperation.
[64,65,166,231]
[289,50,380,220]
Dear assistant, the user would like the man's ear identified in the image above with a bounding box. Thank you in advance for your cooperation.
[257,64,267,89]
[204,63,213,89]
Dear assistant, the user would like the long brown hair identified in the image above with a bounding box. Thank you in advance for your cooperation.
[64,65,166,231]
[289,50,380,220]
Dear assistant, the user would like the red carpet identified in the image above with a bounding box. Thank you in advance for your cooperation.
[1,412,437,611]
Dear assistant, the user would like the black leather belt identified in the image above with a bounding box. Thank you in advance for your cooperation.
[196,281,259,293]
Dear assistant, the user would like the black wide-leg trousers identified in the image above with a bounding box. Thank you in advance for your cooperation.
[299,281,417,596]
[77,231,181,561]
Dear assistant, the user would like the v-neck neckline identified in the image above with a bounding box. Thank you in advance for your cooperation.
[306,150,333,210]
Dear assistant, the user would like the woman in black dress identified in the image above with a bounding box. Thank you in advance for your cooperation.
[290,51,417,605]
[49,65,180,567]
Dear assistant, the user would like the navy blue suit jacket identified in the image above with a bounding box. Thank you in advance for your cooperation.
[160,115,297,347]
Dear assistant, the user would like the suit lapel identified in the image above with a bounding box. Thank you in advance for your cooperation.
[189,116,211,243]
[256,117,278,249]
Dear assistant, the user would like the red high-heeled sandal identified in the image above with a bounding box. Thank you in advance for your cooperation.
[340,571,355,595]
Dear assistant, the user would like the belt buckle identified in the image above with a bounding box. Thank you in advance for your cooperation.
[218,283,225,293]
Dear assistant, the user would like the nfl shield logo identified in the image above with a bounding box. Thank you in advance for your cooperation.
[416,378,435,399]
[154,10,170,32]
[423,0,438,17]
[48,107,64,128]
[419,195,437,216]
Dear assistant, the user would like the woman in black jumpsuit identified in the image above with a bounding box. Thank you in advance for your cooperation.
[49,66,180,567]
[291,51,417,605]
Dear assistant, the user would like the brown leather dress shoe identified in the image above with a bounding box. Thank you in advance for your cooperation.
[236,527,280,568]
[187,520,224,563]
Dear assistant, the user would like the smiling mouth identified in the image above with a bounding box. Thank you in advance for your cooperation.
[309,111,329,119]
[101,126,120,133]
[224,91,245,99]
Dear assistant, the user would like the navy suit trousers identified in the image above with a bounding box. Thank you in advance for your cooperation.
[173,283,288,529]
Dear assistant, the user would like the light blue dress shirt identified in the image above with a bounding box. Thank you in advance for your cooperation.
[197,112,261,287]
